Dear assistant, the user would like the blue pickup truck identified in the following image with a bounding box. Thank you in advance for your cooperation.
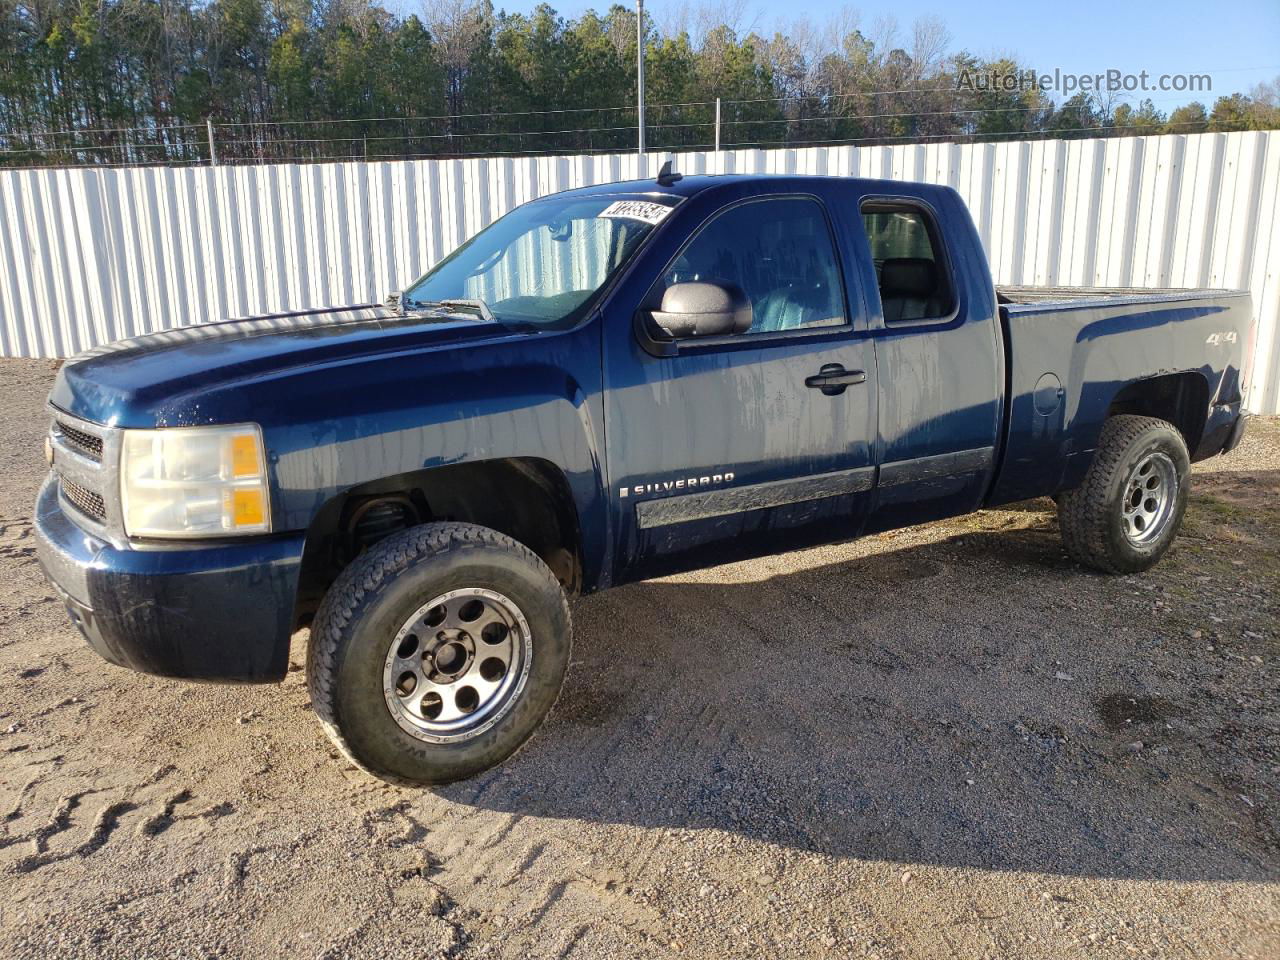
[35,169,1252,784]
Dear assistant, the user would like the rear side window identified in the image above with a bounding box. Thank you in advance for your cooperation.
[860,204,955,324]
[661,197,846,334]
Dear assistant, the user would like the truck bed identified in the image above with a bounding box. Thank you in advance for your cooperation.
[997,285,1238,308]
[987,285,1252,507]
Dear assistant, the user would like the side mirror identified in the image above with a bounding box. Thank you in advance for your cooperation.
[650,282,752,339]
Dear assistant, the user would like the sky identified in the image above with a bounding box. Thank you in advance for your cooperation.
[393,0,1280,108]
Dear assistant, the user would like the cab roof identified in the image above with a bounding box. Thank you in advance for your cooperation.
[546,172,947,202]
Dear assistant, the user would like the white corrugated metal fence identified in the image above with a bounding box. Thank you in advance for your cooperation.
[1,132,1277,411]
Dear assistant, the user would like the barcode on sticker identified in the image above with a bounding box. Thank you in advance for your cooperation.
[599,200,672,224]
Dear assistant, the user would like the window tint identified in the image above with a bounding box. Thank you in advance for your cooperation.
[661,198,845,334]
[861,206,954,324]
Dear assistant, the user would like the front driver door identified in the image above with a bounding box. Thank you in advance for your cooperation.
[601,191,879,582]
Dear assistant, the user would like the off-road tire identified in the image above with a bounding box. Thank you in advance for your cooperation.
[307,522,571,785]
[1058,415,1190,574]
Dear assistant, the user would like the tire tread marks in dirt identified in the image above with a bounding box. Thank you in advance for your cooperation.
[14,797,136,873]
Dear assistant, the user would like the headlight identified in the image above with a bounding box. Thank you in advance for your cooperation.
[121,424,271,538]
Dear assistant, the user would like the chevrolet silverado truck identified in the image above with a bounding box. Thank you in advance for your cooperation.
[35,169,1253,785]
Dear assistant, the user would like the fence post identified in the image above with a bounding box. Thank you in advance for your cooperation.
[715,97,721,154]
[636,0,645,156]
[207,119,217,167]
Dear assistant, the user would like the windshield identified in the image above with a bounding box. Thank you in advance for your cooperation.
[403,194,678,329]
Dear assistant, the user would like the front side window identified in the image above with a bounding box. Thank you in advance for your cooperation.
[860,204,955,324]
[404,195,676,330]
[659,197,846,334]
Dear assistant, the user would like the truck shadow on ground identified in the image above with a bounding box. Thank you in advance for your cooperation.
[443,494,1278,883]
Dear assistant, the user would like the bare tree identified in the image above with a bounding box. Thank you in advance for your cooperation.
[1092,87,1126,126]
[421,0,488,116]
[910,16,950,82]
[685,0,761,49]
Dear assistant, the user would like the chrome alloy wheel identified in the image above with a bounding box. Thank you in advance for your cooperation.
[382,588,533,743]
[1121,452,1178,545]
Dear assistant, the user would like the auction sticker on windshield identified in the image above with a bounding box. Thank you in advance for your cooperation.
[598,200,673,224]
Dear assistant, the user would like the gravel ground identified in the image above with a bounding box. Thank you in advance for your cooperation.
[0,357,1276,959]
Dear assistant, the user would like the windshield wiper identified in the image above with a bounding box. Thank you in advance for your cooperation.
[400,295,496,324]
[435,298,496,323]
[390,293,537,332]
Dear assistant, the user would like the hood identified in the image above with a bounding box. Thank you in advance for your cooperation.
[49,304,525,427]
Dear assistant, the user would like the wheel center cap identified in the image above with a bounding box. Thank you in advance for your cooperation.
[427,631,474,681]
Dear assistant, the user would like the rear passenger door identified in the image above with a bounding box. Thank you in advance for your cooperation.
[855,192,1003,530]
[601,190,879,582]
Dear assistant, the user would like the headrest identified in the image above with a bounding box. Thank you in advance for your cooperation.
[880,258,938,298]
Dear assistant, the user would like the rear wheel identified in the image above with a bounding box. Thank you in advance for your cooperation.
[1058,415,1190,574]
[307,522,571,785]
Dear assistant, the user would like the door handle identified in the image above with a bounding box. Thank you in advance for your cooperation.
[805,364,867,395]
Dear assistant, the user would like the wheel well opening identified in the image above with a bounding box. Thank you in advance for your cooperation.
[1107,373,1209,454]
[293,458,583,629]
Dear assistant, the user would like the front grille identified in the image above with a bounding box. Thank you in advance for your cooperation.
[60,477,107,522]
[57,421,103,461]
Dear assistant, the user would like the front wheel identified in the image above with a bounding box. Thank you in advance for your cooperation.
[307,522,572,785]
[1058,415,1190,574]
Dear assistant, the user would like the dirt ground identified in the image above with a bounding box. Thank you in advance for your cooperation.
[0,357,1276,960]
